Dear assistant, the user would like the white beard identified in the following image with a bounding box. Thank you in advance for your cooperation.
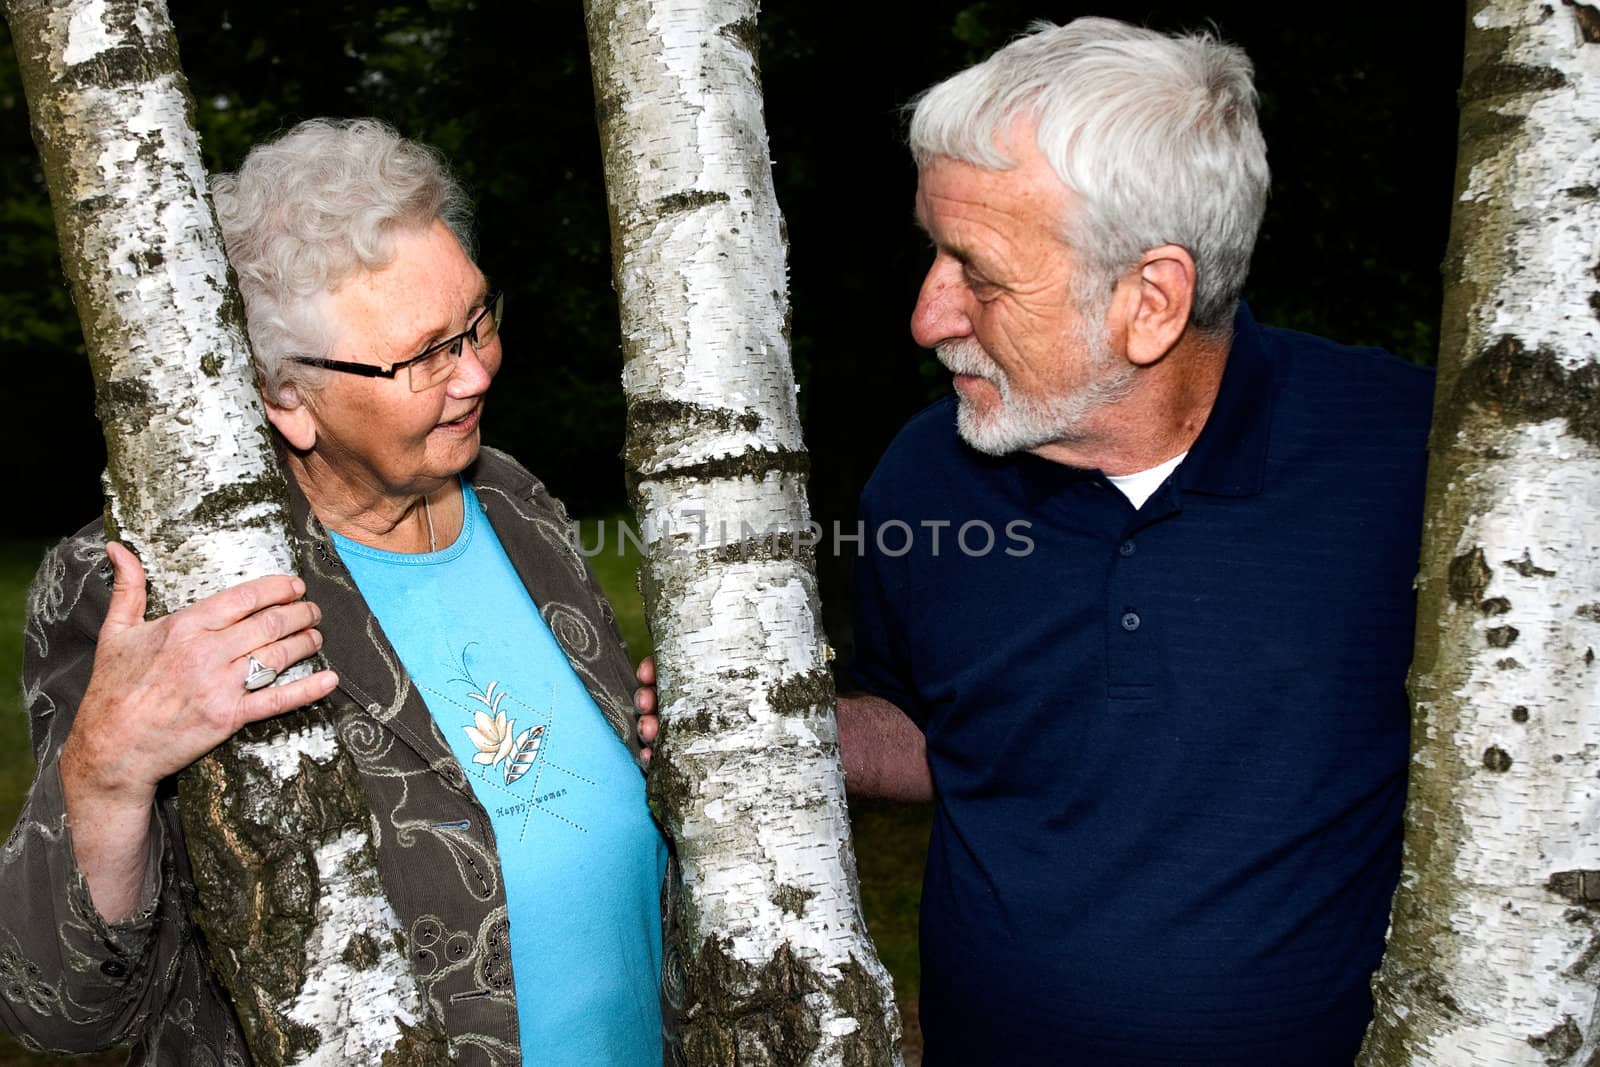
[936,318,1133,457]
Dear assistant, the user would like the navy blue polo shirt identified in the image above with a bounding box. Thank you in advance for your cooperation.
[851,305,1433,1066]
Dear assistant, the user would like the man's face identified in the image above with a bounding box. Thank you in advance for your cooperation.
[911,133,1131,456]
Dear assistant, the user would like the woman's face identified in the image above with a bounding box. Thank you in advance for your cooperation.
[289,221,502,505]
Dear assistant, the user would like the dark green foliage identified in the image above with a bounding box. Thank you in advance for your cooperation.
[4,4,1460,546]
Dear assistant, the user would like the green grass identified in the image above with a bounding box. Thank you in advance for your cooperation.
[573,515,652,662]
[848,800,932,1009]
[0,532,929,1062]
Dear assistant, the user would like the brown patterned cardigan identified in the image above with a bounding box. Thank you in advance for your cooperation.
[0,447,677,1066]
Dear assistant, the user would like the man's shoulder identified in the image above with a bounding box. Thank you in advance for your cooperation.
[1259,321,1434,422]
[862,396,965,498]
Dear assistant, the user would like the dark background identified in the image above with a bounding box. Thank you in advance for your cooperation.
[0,2,1465,624]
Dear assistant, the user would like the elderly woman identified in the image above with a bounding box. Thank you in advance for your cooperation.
[1,119,668,1066]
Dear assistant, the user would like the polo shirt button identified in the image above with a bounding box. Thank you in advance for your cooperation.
[1118,540,1136,557]
[1120,611,1141,632]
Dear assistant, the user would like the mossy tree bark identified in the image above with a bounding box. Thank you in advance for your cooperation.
[584,1,901,1063]
[1359,2,1600,1064]
[2,0,446,1062]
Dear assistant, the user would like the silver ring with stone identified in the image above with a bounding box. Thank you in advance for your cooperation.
[244,655,277,692]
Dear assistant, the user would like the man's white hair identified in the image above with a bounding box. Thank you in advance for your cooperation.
[210,118,475,402]
[909,17,1270,329]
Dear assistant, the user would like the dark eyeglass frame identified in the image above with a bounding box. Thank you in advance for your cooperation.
[291,291,503,383]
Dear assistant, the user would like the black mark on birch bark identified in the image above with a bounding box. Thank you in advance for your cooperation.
[190,474,286,528]
[770,884,815,918]
[1528,1014,1582,1062]
[830,957,900,1066]
[1481,596,1512,616]
[1548,870,1600,908]
[1577,604,1600,621]
[718,16,761,65]
[1460,61,1567,104]
[1449,547,1492,606]
[1486,625,1520,648]
[623,398,761,478]
[95,377,153,418]
[629,447,810,496]
[679,936,822,1065]
[704,531,817,566]
[1564,0,1600,42]
[342,932,379,969]
[1566,931,1600,983]
[1505,548,1558,578]
[1512,706,1530,722]
[650,189,732,218]
[1483,746,1514,772]
[768,669,834,717]
[1453,336,1600,449]
[130,247,165,272]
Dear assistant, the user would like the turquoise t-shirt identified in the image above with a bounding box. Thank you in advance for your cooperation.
[331,483,667,1066]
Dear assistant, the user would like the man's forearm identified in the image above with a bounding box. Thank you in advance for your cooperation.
[836,693,933,802]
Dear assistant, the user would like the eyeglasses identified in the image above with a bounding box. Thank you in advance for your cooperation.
[292,291,504,392]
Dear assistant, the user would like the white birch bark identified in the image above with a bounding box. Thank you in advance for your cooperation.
[2,1,445,1062]
[1360,3,1600,1064]
[584,1,901,1063]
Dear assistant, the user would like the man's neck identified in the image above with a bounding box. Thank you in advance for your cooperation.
[1031,330,1231,476]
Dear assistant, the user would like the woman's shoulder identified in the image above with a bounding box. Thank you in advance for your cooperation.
[471,446,542,494]
[28,519,114,641]
[469,447,583,530]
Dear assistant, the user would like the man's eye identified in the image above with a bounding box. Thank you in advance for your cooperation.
[964,271,1000,298]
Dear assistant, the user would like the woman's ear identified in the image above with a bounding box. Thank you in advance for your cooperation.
[265,383,317,452]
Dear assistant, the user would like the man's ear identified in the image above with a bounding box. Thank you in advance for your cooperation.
[265,383,317,452]
[1122,245,1196,368]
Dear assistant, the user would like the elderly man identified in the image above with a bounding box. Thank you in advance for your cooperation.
[840,17,1431,1067]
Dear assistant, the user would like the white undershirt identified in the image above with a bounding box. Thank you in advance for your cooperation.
[1105,452,1189,509]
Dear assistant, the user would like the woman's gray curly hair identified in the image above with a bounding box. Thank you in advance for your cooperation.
[210,118,475,402]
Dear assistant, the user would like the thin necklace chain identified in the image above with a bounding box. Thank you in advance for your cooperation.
[423,493,437,552]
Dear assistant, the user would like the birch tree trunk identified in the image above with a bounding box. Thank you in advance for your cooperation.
[584,2,901,1063]
[3,1,446,1062]
[1360,3,1600,1063]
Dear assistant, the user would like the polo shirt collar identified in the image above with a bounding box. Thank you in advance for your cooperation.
[1013,301,1277,505]
[1173,301,1276,498]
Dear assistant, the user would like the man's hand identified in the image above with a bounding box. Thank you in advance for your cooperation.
[60,542,338,921]
[634,654,657,767]
[632,654,930,801]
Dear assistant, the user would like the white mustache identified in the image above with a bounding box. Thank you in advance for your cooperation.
[935,338,1000,383]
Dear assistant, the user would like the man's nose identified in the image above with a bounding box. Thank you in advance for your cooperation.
[910,254,973,349]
